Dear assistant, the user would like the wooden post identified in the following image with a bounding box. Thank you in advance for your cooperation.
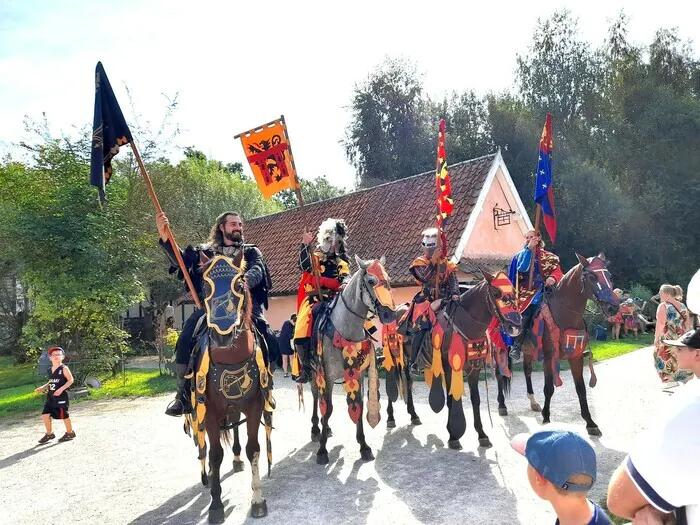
[528,204,542,289]
[130,142,202,310]
[280,115,324,299]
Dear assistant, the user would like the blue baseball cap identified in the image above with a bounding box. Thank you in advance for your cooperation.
[511,430,597,492]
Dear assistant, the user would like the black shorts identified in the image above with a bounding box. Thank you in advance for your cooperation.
[42,397,70,419]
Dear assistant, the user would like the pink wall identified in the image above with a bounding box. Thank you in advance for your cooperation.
[462,168,529,259]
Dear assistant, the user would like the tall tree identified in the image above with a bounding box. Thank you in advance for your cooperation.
[343,57,433,187]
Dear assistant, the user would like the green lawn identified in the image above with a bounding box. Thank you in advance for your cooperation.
[0,366,176,418]
[0,356,36,389]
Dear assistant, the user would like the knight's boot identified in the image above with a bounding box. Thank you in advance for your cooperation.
[294,341,313,384]
[409,330,429,375]
[165,363,191,417]
[509,339,523,361]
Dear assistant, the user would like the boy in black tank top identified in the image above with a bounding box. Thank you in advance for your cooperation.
[35,347,76,443]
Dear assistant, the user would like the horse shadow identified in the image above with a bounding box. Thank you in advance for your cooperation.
[129,470,237,525]
[374,425,520,525]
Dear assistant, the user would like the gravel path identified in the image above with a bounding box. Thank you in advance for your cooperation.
[0,347,670,524]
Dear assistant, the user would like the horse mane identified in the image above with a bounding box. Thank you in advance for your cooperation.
[557,262,582,291]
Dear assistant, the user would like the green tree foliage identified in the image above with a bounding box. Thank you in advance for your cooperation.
[275,175,347,209]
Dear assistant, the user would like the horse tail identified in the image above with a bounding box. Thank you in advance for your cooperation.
[220,428,232,447]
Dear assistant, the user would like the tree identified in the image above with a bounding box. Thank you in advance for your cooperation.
[275,175,347,209]
[343,57,434,187]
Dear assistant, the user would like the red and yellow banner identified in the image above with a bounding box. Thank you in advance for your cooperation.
[237,117,300,199]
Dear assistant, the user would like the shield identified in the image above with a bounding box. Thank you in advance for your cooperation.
[202,255,246,335]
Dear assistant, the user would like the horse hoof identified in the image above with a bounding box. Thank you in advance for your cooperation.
[317,451,329,465]
[208,506,225,524]
[311,432,320,443]
[201,472,209,487]
[542,419,550,425]
[479,438,493,449]
[587,426,602,437]
[498,407,508,417]
[233,460,245,473]
[448,440,463,450]
[360,449,375,462]
[386,420,396,429]
[250,500,268,519]
[410,418,422,426]
[326,428,333,438]
[531,403,542,412]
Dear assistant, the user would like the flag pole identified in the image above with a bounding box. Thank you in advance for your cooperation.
[279,115,324,299]
[129,141,202,309]
[528,199,542,290]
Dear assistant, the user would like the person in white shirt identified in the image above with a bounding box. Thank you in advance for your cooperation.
[607,328,700,524]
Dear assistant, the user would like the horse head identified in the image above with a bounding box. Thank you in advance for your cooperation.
[354,255,397,325]
[199,249,251,349]
[575,252,619,318]
[482,270,522,337]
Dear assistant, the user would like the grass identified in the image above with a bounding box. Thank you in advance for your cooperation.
[0,367,176,418]
[597,498,627,525]
[0,356,36,389]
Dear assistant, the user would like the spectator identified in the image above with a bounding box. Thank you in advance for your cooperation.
[607,327,700,524]
[655,284,693,389]
[277,314,296,378]
[608,289,624,340]
[621,299,639,340]
[511,429,612,524]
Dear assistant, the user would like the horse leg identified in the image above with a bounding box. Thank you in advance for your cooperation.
[570,358,601,436]
[386,397,396,429]
[205,414,225,524]
[468,368,491,448]
[246,400,267,518]
[317,384,333,465]
[406,368,421,425]
[495,366,508,416]
[541,346,555,425]
[443,359,462,450]
[524,356,541,412]
[310,382,321,442]
[356,390,374,461]
[232,411,244,473]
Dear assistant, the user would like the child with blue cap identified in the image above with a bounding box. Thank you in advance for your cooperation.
[511,429,611,524]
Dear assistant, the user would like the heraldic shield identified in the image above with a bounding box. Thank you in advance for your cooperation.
[202,255,246,335]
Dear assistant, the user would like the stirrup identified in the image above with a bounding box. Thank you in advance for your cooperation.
[165,398,185,417]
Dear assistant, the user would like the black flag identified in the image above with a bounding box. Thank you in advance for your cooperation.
[90,62,133,204]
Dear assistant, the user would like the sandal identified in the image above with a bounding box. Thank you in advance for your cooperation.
[38,433,55,444]
[58,431,76,442]
[284,372,289,378]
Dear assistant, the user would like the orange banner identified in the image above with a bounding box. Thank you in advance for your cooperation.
[237,118,299,199]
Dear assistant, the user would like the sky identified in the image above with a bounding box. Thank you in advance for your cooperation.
[1,0,698,190]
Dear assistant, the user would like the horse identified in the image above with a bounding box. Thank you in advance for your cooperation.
[184,250,275,523]
[384,271,522,450]
[495,253,619,436]
[309,255,397,465]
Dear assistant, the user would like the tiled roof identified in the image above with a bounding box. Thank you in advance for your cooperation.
[245,154,497,295]
[457,256,510,275]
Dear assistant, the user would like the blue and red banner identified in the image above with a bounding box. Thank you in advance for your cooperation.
[534,113,556,244]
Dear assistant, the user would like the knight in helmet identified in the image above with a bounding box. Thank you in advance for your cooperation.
[402,227,460,369]
[293,218,350,383]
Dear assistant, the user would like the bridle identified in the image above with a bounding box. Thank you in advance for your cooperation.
[443,282,515,340]
[340,271,391,321]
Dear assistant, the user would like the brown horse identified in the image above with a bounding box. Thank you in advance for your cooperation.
[186,250,273,523]
[386,271,521,449]
[495,253,619,436]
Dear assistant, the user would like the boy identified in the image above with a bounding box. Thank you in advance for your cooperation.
[511,429,611,524]
[35,347,76,443]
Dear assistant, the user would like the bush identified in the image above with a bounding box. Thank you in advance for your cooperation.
[628,283,653,301]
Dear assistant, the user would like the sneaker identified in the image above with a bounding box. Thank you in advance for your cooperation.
[58,431,76,442]
[38,433,55,444]
[662,381,679,391]
[284,372,289,378]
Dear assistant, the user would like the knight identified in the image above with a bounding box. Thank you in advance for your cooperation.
[402,227,460,370]
[156,210,277,416]
[293,218,351,383]
[507,229,563,360]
